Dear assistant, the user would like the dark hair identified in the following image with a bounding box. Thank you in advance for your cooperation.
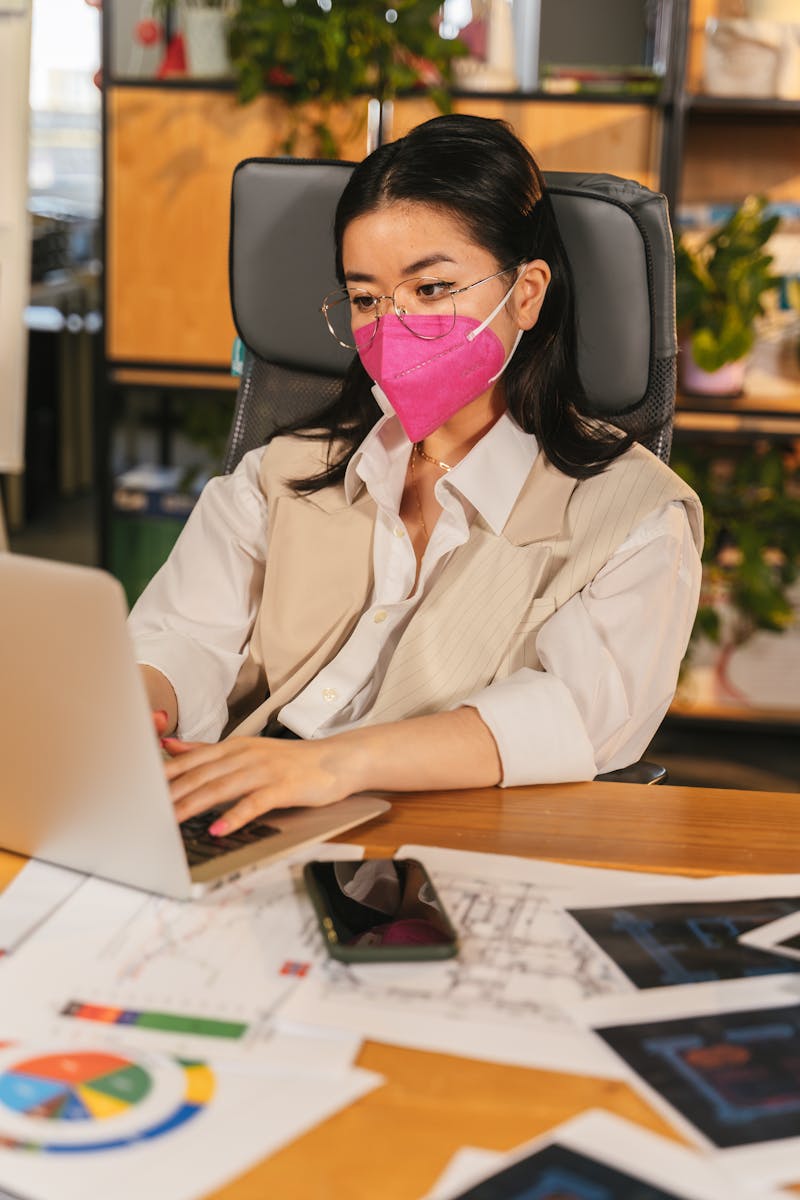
[284,113,635,491]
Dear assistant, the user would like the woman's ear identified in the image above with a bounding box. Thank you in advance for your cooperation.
[514,259,551,330]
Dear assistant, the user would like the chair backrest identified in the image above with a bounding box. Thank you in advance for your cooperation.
[224,158,677,474]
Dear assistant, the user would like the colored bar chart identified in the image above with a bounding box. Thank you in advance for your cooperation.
[60,1001,247,1041]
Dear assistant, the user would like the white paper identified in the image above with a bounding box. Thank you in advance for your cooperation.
[0,844,365,1067]
[278,845,702,1079]
[0,860,85,957]
[0,1036,381,1200]
[740,910,800,962]
[422,1110,793,1200]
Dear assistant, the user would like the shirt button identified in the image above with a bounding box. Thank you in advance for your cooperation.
[392,526,405,538]
[322,688,338,703]
[373,610,388,624]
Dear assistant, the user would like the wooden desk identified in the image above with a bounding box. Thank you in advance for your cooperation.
[2,779,799,1199]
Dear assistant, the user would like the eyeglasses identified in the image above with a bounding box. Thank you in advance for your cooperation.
[320,264,521,351]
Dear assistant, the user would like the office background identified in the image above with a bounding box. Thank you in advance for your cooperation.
[2,0,799,790]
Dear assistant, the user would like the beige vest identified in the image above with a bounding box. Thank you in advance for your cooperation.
[226,434,703,738]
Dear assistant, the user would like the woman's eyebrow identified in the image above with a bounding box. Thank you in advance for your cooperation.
[344,254,457,285]
[403,253,457,276]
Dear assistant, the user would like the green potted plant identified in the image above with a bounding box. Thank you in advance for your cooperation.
[671,440,800,705]
[227,0,465,156]
[675,195,782,398]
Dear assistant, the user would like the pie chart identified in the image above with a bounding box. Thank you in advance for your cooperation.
[0,1048,214,1153]
[0,1051,151,1122]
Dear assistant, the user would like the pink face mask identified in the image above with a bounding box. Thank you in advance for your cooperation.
[354,275,524,444]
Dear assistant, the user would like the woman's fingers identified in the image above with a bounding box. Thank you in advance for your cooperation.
[161,736,216,769]
[160,736,345,834]
[208,788,294,837]
[166,743,262,820]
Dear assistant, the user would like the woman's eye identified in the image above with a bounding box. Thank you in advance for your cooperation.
[416,281,453,301]
[350,293,378,313]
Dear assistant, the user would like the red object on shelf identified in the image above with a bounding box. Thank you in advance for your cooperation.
[157,33,187,79]
[135,18,162,47]
[267,65,296,88]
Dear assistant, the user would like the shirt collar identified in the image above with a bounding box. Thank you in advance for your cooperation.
[344,411,539,534]
[442,413,539,535]
[344,414,408,507]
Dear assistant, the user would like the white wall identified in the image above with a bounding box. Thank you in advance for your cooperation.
[0,1,32,475]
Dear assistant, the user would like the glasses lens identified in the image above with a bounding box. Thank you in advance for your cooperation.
[393,278,456,341]
[321,288,381,351]
[322,289,357,349]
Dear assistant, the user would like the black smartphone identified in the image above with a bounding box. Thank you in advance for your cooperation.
[303,857,459,963]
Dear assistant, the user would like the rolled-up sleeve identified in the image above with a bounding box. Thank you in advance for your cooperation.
[464,501,702,786]
[128,447,269,742]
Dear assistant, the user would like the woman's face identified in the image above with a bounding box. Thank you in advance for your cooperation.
[342,200,519,346]
[341,200,549,438]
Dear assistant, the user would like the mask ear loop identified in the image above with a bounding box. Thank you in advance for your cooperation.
[488,327,525,385]
[465,264,529,384]
[465,263,528,343]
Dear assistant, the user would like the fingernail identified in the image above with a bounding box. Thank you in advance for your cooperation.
[209,820,228,837]
[155,710,168,720]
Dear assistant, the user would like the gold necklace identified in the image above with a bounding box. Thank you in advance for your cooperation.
[409,445,430,543]
[414,442,453,472]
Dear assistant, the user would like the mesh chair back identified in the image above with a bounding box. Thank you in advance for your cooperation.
[224,159,677,474]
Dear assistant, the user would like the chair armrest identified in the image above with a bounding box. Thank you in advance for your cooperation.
[594,760,668,785]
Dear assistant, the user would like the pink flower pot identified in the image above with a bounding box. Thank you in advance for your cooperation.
[679,342,747,398]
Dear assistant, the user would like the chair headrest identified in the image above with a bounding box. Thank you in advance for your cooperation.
[230,158,676,415]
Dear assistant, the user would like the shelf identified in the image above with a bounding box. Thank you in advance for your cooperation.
[669,699,800,731]
[678,389,800,412]
[685,94,800,117]
[675,410,800,436]
[107,77,237,91]
[105,79,660,106]
[675,389,800,436]
[111,367,239,391]
[452,87,661,105]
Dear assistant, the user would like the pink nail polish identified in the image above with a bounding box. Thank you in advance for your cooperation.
[209,820,228,837]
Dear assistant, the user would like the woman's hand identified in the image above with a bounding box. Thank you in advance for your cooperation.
[162,736,357,836]
[161,707,501,836]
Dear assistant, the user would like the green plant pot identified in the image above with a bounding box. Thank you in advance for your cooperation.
[679,342,747,398]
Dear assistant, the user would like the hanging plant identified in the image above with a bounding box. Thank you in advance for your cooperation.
[227,0,465,156]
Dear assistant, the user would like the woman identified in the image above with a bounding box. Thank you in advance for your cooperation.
[130,115,702,837]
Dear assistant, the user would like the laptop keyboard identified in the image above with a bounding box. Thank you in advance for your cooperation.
[180,806,280,867]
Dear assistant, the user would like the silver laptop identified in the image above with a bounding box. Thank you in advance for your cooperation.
[0,554,390,898]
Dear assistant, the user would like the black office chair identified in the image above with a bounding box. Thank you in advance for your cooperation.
[224,159,678,786]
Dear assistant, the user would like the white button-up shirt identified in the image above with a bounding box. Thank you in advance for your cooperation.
[129,414,701,785]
